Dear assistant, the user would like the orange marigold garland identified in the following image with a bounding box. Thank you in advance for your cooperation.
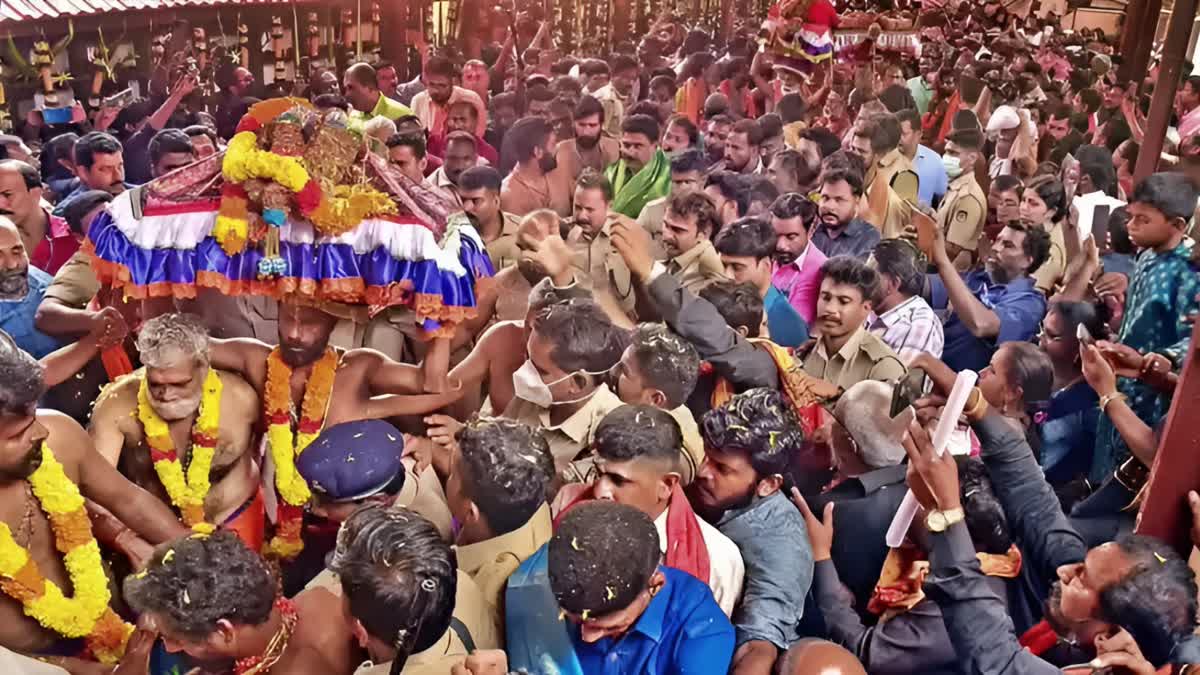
[263,347,337,559]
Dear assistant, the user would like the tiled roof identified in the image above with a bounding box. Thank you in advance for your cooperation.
[0,0,302,24]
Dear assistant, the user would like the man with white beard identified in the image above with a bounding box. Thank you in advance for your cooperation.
[89,313,265,547]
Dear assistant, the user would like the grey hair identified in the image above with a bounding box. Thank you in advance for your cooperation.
[135,313,211,370]
[834,381,906,469]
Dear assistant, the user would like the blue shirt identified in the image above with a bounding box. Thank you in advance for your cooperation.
[809,218,880,261]
[931,270,1047,373]
[764,285,809,348]
[1092,241,1199,482]
[570,566,735,675]
[0,267,62,359]
[716,491,813,649]
[913,145,948,209]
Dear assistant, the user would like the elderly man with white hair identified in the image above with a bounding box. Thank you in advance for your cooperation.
[800,380,913,611]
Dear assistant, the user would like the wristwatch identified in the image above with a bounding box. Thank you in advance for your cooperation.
[925,507,965,533]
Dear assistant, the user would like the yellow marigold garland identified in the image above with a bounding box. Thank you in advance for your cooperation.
[223,131,311,192]
[0,447,134,664]
[137,369,223,528]
[307,183,398,236]
[263,347,337,559]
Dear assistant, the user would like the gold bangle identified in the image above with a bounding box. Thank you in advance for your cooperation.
[1099,392,1127,413]
[963,387,989,421]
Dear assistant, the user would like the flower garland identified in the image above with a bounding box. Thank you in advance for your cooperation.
[307,183,398,236]
[0,447,134,664]
[263,347,338,559]
[137,369,223,529]
[214,103,324,256]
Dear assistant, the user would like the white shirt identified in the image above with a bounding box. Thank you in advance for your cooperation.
[654,505,745,618]
[1072,190,1126,245]
[867,294,945,365]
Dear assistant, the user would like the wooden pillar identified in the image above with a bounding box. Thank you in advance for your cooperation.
[719,0,735,43]
[1132,0,1198,182]
[1117,0,1162,85]
[611,0,630,47]
[1136,318,1200,557]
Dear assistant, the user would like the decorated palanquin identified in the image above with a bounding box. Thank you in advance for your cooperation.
[760,0,838,75]
[86,98,493,337]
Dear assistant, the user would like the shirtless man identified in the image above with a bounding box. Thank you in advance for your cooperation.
[89,314,263,546]
[0,334,188,669]
[123,529,355,675]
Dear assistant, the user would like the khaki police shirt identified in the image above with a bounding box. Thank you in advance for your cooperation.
[484,212,523,271]
[937,172,987,268]
[875,149,918,204]
[636,196,670,260]
[566,218,636,314]
[1032,221,1066,294]
[667,239,727,295]
[319,569,499,675]
[456,503,553,624]
[43,248,100,309]
[503,384,625,480]
[800,327,907,391]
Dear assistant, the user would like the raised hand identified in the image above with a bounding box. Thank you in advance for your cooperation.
[790,488,833,562]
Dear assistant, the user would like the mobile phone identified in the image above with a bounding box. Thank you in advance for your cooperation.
[890,368,929,418]
[1076,323,1095,347]
[1091,205,1112,251]
[103,88,135,109]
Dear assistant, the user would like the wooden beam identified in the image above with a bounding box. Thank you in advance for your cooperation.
[1117,0,1162,85]
[1133,0,1198,182]
[1136,318,1200,557]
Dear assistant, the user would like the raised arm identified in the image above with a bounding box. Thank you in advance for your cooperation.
[208,337,271,391]
[928,223,999,338]
[610,218,778,389]
[50,411,189,544]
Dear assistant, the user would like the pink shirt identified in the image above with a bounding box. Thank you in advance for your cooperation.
[771,242,827,326]
[1179,106,1200,143]
[30,210,79,276]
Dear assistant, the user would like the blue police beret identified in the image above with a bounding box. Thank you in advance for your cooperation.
[296,419,406,502]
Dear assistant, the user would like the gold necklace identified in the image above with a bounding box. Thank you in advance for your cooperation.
[235,598,299,675]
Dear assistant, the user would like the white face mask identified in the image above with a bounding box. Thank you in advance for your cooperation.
[943,155,964,179]
[512,359,605,408]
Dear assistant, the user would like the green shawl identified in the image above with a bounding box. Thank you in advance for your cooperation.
[606,149,671,218]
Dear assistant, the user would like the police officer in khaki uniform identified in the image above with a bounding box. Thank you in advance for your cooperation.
[936,128,988,273]
[849,118,916,239]
[566,171,636,315]
[797,256,906,391]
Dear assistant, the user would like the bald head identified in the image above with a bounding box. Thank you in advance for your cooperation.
[343,63,381,114]
[777,640,867,675]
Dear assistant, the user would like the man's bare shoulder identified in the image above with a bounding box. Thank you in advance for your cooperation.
[39,410,93,466]
[90,374,141,432]
[214,368,260,410]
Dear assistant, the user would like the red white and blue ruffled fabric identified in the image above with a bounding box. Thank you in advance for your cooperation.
[86,191,495,335]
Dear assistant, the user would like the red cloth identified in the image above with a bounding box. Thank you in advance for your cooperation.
[1018,620,1059,657]
[805,0,839,29]
[30,210,80,275]
[663,482,711,584]
[555,483,711,585]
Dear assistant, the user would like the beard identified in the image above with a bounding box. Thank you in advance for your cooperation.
[0,439,44,482]
[0,267,29,300]
[150,392,203,422]
[538,153,558,174]
[620,153,644,172]
[576,133,600,150]
[775,249,797,265]
[819,211,850,231]
[280,340,329,368]
[985,260,1013,285]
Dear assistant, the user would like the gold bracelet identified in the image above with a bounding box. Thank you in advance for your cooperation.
[1099,391,1127,413]
[963,387,989,421]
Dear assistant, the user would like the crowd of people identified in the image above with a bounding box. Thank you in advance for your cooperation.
[0,0,1198,673]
